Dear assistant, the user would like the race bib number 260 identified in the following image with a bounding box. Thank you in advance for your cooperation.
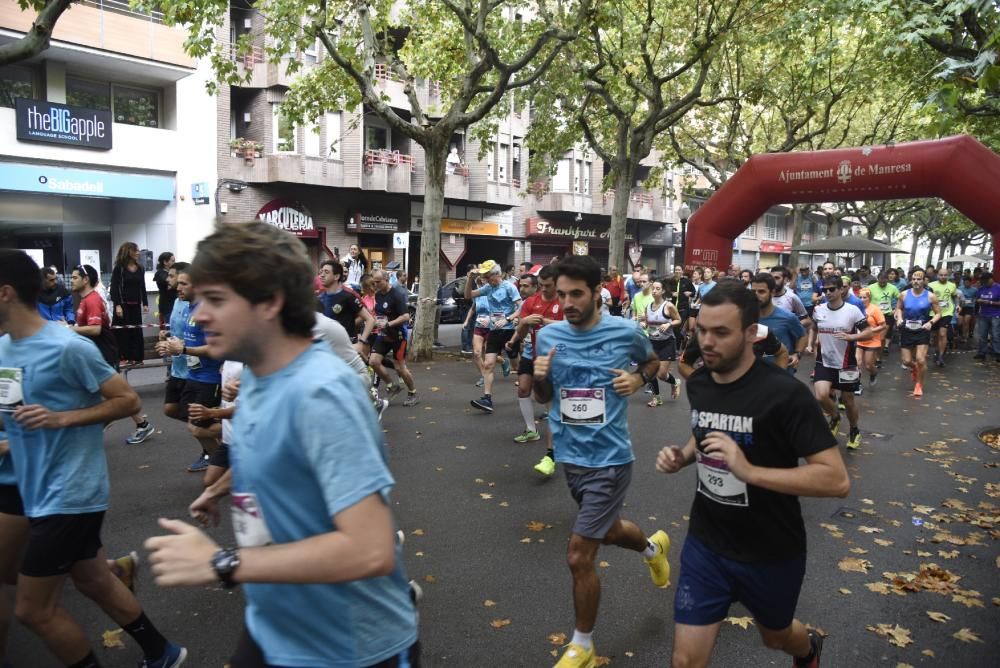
[560,388,606,425]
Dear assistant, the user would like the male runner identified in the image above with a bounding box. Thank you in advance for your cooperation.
[794,266,815,317]
[810,262,836,306]
[466,260,522,413]
[894,269,941,397]
[656,279,849,668]
[928,270,958,367]
[507,266,563,475]
[507,272,539,442]
[0,249,185,668]
[370,269,418,407]
[144,222,418,667]
[532,256,670,668]
[752,273,806,373]
[70,264,155,445]
[973,272,1000,361]
[867,271,900,359]
[317,259,375,353]
[630,273,654,325]
[770,266,811,330]
[808,277,874,450]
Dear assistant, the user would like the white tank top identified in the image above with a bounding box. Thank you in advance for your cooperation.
[646,301,673,340]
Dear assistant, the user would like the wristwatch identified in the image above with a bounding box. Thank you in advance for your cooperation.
[211,547,241,589]
[638,368,653,384]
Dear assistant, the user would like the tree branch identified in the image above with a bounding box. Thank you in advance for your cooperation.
[0,0,75,68]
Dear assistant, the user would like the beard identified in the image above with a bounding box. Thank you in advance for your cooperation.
[701,348,742,374]
[566,298,598,325]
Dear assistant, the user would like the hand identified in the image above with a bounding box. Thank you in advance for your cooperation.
[922,321,933,331]
[658,324,671,332]
[0,439,8,456]
[701,431,753,482]
[158,330,167,341]
[145,518,220,587]
[504,339,515,352]
[187,403,210,422]
[189,490,222,528]
[804,345,814,355]
[833,331,850,340]
[609,368,643,396]
[13,404,64,430]
[656,445,686,474]
[533,348,555,382]
[493,317,508,329]
[521,314,543,327]
[143,305,150,315]
[115,305,123,317]
[165,337,184,355]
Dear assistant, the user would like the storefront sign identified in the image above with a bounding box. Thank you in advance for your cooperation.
[440,218,512,237]
[393,232,409,249]
[573,240,589,256]
[527,217,633,242]
[0,162,174,200]
[191,182,210,205]
[638,225,673,246]
[348,212,400,232]
[15,99,113,150]
[257,200,317,238]
[759,241,790,253]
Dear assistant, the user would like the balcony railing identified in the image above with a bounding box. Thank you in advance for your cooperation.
[373,63,407,83]
[228,43,265,67]
[365,149,413,171]
[80,0,164,23]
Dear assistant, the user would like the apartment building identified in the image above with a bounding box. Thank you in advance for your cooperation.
[0,0,217,280]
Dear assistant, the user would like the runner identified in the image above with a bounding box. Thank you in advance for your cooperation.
[973,271,1000,361]
[371,269,418,407]
[655,279,849,668]
[928,270,958,367]
[794,266,815,317]
[630,273,654,326]
[894,269,942,397]
[317,260,375,353]
[751,274,806,374]
[807,276,874,450]
[0,249,186,668]
[144,222,418,667]
[155,262,191,427]
[867,271,900,360]
[856,288,887,389]
[532,256,670,668]
[640,280,683,406]
[465,260,521,413]
[69,264,156,445]
[468,285,491,388]
[506,272,539,442]
[770,266,811,331]
[957,278,978,346]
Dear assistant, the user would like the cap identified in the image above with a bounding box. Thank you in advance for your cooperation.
[478,259,500,275]
[385,261,401,270]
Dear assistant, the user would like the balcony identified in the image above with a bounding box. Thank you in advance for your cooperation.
[443,167,470,199]
[0,0,194,68]
[229,44,296,88]
[362,149,412,193]
[534,189,595,216]
[594,189,665,222]
[223,153,344,187]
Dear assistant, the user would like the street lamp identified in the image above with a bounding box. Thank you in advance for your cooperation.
[678,202,691,269]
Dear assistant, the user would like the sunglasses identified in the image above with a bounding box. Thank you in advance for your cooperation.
[822,287,840,293]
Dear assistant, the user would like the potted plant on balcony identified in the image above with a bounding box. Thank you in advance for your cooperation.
[229,138,263,162]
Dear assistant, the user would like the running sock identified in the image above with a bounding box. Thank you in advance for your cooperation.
[649,377,659,395]
[642,539,657,559]
[546,448,554,459]
[518,398,535,433]
[136,420,149,429]
[121,611,168,661]
[664,373,677,385]
[69,653,102,668]
[571,630,593,650]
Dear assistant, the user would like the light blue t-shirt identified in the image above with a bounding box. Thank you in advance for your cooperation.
[230,342,417,666]
[168,299,191,380]
[183,302,222,385]
[535,316,653,468]
[760,307,806,361]
[0,322,114,516]
[478,281,521,330]
[794,274,814,304]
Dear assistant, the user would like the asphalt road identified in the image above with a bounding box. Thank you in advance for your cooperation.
[6,327,999,667]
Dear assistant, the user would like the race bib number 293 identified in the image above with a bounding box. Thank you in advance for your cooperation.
[696,451,749,507]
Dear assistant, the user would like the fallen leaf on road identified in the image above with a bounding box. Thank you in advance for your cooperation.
[520,537,532,543]
[874,539,894,547]
[526,521,546,532]
[499,501,509,507]
[490,618,511,629]
[599,561,610,568]
[849,547,869,554]
[993,597,1000,606]
[917,550,932,557]
[838,588,852,595]
[479,493,493,500]
[455,445,466,450]
[866,582,892,594]
[838,557,872,574]
[953,628,983,643]
[858,526,883,534]
[547,632,567,645]
[938,549,958,559]
[867,623,913,647]
[424,575,436,583]
[861,498,874,505]
[594,657,611,666]
[411,529,425,536]
[484,600,496,607]
[724,616,754,629]
[922,649,935,658]
[414,551,424,557]
[102,629,125,649]
[925,611,950,623]
[896,664,914,668]
[429,386,440,391]
[624,651,634,657]
[952,594,984,608]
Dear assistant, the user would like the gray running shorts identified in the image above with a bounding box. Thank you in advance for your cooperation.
[564,463,633,540]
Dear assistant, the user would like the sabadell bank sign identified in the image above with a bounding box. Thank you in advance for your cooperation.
[257,200,318,238]
[15,99,113,150]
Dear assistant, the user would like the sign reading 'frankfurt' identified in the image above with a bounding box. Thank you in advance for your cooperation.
[15,99,113,150]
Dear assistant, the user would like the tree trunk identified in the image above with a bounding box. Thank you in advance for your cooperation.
[936,240,948,267]
[411,140,446,361]
[607,165,636,274]
[789,204,805,270]
[925,238,936,268]
[909,231,920,271]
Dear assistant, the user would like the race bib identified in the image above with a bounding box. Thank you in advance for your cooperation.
[231,492,274,548]
[475,315,489,328]
[0,368,24,412]
[186,355,202,370]
[559,388,606,425]
[838,368,860,383]
[696,451,748,507]
[879,300,890,311]
[800,281,812,290]
[490,312,507,329]
[905,319,923,331]
[376,315,388,329]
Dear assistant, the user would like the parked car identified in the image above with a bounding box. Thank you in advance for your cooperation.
[405,277,472,325]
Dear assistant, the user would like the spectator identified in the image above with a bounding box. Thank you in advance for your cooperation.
[36,266,75,323]
[110,241,149,365]
[153,251,177,327]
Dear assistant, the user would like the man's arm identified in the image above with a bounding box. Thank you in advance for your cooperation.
[14,373,140,430]
[745,446,850,497]
[357,306,376,342]
[73,323,102,337]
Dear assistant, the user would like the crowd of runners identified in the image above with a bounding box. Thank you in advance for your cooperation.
[1,228,999,668]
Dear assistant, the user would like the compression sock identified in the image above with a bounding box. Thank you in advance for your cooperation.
[121,611,167,660]
[664,373,677,385]
[546,448,554,459]
[571,630,593,650]
[518,397,535,433]
[649,377,659,395]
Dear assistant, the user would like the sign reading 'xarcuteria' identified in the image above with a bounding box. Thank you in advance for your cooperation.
[15,99,113,150]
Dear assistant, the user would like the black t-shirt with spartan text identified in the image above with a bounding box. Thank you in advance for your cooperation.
[685,358,837,562]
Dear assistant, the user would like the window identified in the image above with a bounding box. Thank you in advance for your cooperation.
[326,112,341,158]
[66,77,110,110]
[764,213,784,241]
[365,124,388,151]
[583,162,591,194]
[574,159,582,192]
[486,144,495,180]
[273,105,296,152]
[304,120,321,156]
[743,223,757,239]
[113,86,158,127]
[498,143,509,182]
[552,159,571,192]
[0,65,37,108]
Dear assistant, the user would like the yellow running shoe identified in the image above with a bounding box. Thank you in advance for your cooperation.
[534,455,556,477]
[110,550,140,592]
[645,530,671,588]
[554,643,595,668]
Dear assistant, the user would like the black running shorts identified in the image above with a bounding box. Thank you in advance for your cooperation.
[20,511,105,577]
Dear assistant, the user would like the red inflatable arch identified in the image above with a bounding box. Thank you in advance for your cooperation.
[683,135,1000,274]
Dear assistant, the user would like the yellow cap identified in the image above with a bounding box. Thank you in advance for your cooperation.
[478,259,498,274]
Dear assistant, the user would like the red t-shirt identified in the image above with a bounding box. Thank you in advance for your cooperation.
[76,290,110,329]
[519,293,564,359]
[605,277,625,302]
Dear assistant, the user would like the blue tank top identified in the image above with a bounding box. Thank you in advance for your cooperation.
[902,289,931,324]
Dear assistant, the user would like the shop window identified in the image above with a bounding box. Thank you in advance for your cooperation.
[552,158,571,192]
[113,86,159,127]
[273,105,296,152]
[326,111,341,158]
[305,120,321,156]
[66,77,111,110]
[0,65,38,108]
